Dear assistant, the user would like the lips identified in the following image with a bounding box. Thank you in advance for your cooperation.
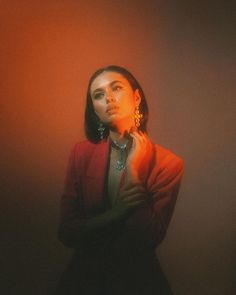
[106,104,119,113]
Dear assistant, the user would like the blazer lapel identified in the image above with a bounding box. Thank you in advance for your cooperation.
[83,139,110,214]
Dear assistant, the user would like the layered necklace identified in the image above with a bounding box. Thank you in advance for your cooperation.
[110,139,130,171]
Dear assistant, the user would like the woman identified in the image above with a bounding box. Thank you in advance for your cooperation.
[55,65,184,295]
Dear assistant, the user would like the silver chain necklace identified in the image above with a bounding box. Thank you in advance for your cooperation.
[110,140,128,171]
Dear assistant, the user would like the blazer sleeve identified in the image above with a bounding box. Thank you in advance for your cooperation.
[116,147,184,253]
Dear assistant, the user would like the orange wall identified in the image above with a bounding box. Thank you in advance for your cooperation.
[0,1,235,294]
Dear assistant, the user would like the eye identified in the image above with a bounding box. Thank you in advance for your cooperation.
[113,85,122,91]
[94,92,104,100]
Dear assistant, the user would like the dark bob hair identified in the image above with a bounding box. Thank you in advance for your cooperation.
[84,65,149,143]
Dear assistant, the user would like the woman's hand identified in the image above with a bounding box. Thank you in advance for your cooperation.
[126,130,153,183]
[112,131,153,217]
[114,181,146,217]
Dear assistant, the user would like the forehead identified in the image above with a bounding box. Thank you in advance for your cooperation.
[90,71,131,93]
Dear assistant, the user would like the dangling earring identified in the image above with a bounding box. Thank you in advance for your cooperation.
[134,106,143,128]
[98,122,105,139]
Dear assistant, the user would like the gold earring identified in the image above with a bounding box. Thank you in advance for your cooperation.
[134,106,143,128]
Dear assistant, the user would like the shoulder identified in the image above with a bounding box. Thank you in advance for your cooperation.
[71,139,107,154]
[72,139,97,154]
[69,139,108,165]
[67,140,94,163]
[147,143,184,191]
[153,143,184,170]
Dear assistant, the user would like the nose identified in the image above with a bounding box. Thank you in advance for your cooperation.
[106,91,115,103]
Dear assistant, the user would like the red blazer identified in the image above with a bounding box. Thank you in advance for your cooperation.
[58,138,184,249]
[56,138,184,295]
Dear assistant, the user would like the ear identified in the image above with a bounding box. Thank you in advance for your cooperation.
[134,89,141,107]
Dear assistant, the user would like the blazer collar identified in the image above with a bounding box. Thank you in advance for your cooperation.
[86,139,110,179]
[83,139,110,214]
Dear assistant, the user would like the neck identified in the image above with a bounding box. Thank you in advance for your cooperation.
[109,119,134,144]
[109,130,129,145]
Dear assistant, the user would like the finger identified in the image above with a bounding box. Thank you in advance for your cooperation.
[123,193,146,204]
[140,132,148,144]
[121,180,144,190]
[136,132,152,155]
[119,187,146,200]
[139,131,150,147]
[120,183,145,194]
[142,133,152,147]
[126,199,146,209]
[132,131,146,146]
[119,184,145,196]
[131,131,143,140]
[130,132,142,150]
[129,126,138,133]
[129,133,137,149]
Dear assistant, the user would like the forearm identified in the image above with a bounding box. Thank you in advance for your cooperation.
[123,202,165,252]
[58,205,131,248]
[123,179,182,252]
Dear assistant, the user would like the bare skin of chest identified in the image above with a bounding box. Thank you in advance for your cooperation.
[107,148,125,207]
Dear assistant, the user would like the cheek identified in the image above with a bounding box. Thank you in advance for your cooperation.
[119,96,135,111]
[92,101,104,114]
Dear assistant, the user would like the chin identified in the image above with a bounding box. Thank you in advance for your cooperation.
[106,114,120,123]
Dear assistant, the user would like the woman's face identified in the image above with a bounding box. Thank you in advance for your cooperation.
[90,71,141,129]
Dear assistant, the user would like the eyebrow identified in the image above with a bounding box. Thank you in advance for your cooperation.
[92,80,123,95]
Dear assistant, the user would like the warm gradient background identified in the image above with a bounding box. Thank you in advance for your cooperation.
[0,1,235,294]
